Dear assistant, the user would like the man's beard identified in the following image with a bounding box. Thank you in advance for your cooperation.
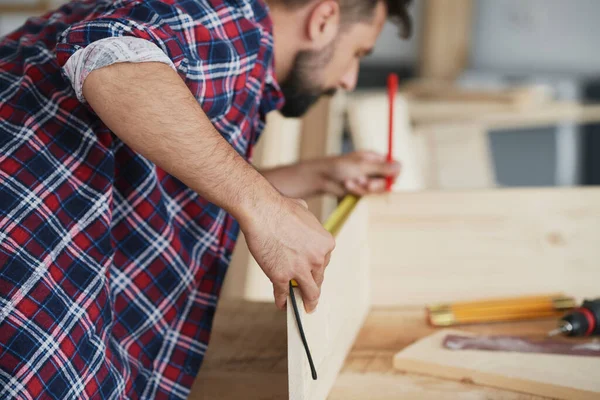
[279,44,337,118]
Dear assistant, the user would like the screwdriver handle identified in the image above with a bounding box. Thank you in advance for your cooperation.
[557,298,600,337]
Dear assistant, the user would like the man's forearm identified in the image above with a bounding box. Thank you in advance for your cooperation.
[261,160,325,199]
[83,62,280,224]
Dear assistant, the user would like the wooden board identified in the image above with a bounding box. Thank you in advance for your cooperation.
[402,80,551,108]
[0,0,49,13]
[416,122,496,189]
[299,92,347,222]
[366,188,600,306]
[393,329,600,400]
[332,307,557,400]
[420,0,474,80]
[192,301,558,400]
[287,199,370,400]
[409,101,600,129]
[189,301,288,400]
[252,111,302,169]
[347,93,426,191]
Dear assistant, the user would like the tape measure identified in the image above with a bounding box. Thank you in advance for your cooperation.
[290,194,360,287]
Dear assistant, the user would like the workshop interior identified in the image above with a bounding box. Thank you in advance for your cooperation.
[1,1,599,399]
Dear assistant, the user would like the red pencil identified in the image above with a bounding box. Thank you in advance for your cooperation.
[386,73,398,191]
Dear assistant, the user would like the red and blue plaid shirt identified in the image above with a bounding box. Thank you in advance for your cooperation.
[0,0,283,398]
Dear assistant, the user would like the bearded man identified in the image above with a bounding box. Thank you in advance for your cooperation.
[0,0,411,398]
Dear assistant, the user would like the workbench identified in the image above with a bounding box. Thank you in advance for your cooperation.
[192,188,600,399]
[189,300,555,399]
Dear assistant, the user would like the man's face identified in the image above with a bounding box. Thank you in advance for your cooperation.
[279,1,387,118]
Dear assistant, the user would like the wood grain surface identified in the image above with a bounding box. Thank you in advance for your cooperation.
[394,329,600,400]
[366,189,600,306]
[287,199,370,400]
[190,302,559,399]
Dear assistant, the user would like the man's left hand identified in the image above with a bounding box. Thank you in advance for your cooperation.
[316,150,401,196]
[261,150,401,199]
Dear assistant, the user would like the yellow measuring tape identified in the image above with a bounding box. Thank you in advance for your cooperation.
[290,194,360,287]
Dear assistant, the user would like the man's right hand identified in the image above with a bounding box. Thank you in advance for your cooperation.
[241,196,335,313]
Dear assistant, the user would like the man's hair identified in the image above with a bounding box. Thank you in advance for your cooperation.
[276,0,413,39]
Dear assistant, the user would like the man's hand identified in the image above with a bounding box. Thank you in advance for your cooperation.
[318,150,401,196]
[262,150,401,198]
[242,197,335,312]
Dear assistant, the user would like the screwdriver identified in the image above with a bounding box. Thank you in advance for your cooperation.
[548,298,600,337]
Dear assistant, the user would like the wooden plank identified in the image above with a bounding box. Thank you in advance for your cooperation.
[347,92,426,191]
[0,1,49,13]
[479,102,600,130]
[192,302,556,399]
[252,111,302,169]
[287,199,370,400]
[409,101,600,129]
[366,188,600,306]
[299,92,346,222]
[330,373,547,400]
[402,80,551,108]
[393,329,600,400]
[189,301,288,400]
[420,0,474,80]
[416,122,495,189]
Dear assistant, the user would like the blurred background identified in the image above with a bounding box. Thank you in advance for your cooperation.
[361,0,600,188]
[2,0,600,188]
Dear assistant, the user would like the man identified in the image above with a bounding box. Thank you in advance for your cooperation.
[0,0,411,398]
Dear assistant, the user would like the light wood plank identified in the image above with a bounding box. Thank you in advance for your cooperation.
[393,329,600,400]
[367,188,600,306]
[299,92,347,222]
[192,302,556,400]
[252,111,302,168]
[420,0,474,80]
[287,199,371,400]
[402,80,551,108]
[416,122,495,189]
[347,92,426,191]
[331,373,547,400]
[409,101,600,129]
[189,301,288,400]
[0,1,49,13]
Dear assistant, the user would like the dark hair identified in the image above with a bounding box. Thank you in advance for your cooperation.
[275,0,413,39]
[385,0,412,39]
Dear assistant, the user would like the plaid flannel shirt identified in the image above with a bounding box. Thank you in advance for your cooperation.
[0,0,284,398]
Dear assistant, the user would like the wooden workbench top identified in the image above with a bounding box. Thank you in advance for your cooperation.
[189,301,556,399]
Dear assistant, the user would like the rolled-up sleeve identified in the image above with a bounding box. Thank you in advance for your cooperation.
[55,11,188,103]
[62,36,176,102]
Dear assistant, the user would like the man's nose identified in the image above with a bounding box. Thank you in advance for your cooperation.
[338,61,359,92]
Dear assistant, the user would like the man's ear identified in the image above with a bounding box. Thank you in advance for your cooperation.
[306,0,340,50]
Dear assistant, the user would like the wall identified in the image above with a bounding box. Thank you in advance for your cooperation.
[361,0,423,66]
[467,0,600,187]
[0,0,66,36]
[0,12,31,36]
[471,0,600,76]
